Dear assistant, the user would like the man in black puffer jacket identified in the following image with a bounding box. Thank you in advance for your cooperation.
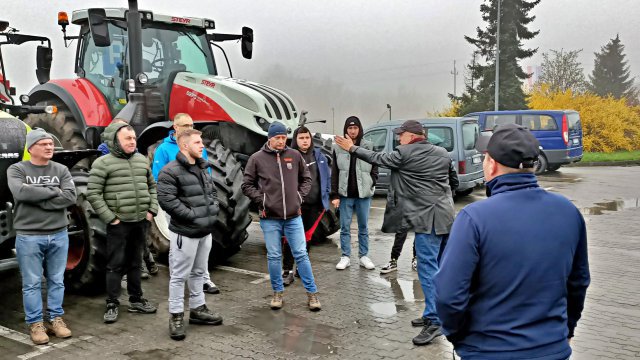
[157,129,223,341]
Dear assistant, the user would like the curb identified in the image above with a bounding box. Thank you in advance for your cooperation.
[566,160,640,167]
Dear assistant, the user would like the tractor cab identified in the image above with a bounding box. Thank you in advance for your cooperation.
[63,8,249,123]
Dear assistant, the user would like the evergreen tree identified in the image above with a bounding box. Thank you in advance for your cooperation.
[455,0,540,115]
[588,35,635,99]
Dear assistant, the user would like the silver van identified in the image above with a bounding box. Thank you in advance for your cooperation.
[363,117,484,197]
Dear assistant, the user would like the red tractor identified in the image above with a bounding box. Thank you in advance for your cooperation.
[22,1,339,290]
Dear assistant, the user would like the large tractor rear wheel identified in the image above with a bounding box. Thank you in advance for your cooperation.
[146,137,251,264]
[25,107,89,169]
[64,171,107,294]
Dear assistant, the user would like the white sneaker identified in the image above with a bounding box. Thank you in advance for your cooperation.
[359,256,375,270]
[336,256,351,270]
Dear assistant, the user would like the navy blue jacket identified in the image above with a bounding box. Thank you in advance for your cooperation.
[435,173,590,360]
[312,147,331,210]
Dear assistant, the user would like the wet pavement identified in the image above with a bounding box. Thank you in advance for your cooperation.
[1,165,639,359]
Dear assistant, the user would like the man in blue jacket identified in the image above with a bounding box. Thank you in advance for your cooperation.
[152,113,219,295]
[281,126,331,286]
[435,124,590,360]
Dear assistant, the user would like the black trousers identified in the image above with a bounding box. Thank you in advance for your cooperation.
[106,220,147,304]
[390,231,416,260]
[282,204,323,271]
[391,231,448,263]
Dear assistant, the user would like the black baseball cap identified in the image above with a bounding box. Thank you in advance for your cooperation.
[392,120,424,135]
[476,123,540,169]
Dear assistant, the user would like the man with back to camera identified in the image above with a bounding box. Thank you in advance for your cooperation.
[152,113,220,294]
[335,119,455,346]
[157,129,223,341]
[7,128,76,345]
[87,121,159,323]
[435,124,590,359]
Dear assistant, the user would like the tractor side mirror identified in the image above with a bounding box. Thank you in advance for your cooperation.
[87,8,111,47]
[0,20,9,32]
[35,46,53,84]
[241,27,253,59]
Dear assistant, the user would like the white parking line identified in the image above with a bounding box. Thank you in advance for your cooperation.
[17,336,93,359]
[0,325,32,346]
[216,265,270,285]
[371,206,386,210]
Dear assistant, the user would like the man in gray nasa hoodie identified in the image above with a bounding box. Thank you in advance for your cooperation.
[7,128,77,345]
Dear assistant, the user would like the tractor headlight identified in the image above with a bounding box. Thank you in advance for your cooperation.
[19,94,30,104]
[255,117,270,132]
[137,73,148,85]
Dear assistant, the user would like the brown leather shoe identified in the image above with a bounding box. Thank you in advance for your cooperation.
[48,317,72,338]
[307,292,321,311]
[270,291,284,310]
[29,322,49,345]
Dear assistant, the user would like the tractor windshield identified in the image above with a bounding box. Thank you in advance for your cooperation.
[80,21,216,115]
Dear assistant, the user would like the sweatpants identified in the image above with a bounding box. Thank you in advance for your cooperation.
[168,231,212,314]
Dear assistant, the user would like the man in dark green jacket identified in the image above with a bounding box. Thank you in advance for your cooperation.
[87,121,159,324]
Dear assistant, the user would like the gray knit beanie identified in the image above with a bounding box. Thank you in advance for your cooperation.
[26,128,54,151]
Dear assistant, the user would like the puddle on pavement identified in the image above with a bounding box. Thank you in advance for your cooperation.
[369,302,411,317]
[368,275,424,302]
[247,308,338,355]
[581,198,639,215]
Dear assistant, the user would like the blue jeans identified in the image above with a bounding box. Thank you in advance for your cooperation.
[415,230,443,325]
[15,230,69,324]
[339,197,372,257]
[260,216,318,293]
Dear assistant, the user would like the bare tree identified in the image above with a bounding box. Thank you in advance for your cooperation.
[538,49,587,93]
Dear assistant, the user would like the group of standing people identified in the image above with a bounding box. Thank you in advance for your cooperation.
[7,111,591,359]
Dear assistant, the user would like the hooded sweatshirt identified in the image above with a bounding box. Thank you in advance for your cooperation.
[330,116,378,199]
[152,130,210,180]
[87,122,159,224]
[435,173,590,360]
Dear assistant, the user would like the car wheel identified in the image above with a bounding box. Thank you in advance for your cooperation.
[535,155,548,174]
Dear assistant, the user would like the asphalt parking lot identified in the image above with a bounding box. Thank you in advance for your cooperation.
[0,165,639,359]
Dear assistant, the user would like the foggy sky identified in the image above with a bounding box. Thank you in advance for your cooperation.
[2,0,639,134]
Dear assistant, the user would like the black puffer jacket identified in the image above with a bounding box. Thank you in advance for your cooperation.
[157,152,219,238]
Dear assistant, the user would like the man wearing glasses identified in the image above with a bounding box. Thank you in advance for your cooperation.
[7,128,77,344]
[152,113,220,295]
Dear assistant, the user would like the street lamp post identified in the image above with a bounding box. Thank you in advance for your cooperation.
[494,0,501,111]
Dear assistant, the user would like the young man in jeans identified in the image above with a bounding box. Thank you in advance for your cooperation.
[158,129,223,340]
[331,116,378,271]
[242,122,321,311]
[88,121,159,323]
[7,128,76,344]
[281,126,331,286]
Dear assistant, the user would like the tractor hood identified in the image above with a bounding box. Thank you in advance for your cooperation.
[168,73,300,137]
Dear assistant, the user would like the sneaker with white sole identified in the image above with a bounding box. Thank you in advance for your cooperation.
[335,256,351,270]
[379,259,398,274]
[359,256,375,270]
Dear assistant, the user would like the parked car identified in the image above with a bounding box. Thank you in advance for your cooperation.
[465,110,583,173]
[363,117,484,197]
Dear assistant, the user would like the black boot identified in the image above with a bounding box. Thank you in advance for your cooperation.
[169,313,186,340]
[412,322,442,346]
[282,270,295,286]
[189,305,223,325]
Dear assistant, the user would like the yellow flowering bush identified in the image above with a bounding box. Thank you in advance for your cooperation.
[528,84,640,152]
